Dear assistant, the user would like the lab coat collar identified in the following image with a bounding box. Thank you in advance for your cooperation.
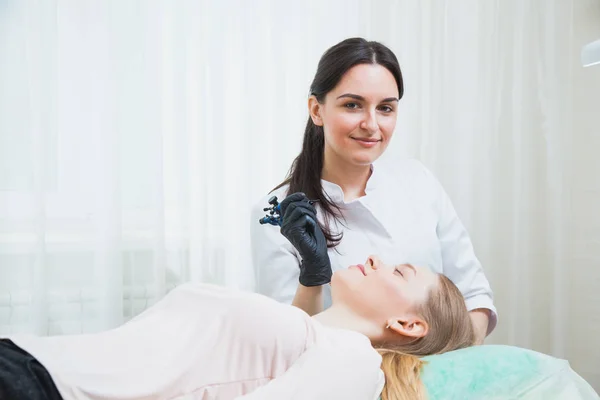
[320,162,381,204]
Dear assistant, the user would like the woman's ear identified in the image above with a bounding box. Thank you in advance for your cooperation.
[308,96,324,126]
[386,317,429,339]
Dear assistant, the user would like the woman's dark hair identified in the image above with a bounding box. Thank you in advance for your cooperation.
[273,37,404,247]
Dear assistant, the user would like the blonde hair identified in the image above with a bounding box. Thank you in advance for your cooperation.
[378,275,475,400]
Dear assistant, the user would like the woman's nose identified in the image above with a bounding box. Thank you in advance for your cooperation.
[366,255,382,270]
[360,110,379,133]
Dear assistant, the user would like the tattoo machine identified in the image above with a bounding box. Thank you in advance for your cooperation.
[258,196,319,226]
[259,196,283,226]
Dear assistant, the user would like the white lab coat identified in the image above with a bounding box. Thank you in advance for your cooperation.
[250,158,497,335]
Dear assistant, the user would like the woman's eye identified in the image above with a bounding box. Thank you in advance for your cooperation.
[379,105,393,113]
[344,102,360,109]
[394,268,404,277]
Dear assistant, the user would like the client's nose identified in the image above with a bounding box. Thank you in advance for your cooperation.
[366,255,383,270]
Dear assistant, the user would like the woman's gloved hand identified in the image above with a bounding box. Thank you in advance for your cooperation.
[279,192,332,287]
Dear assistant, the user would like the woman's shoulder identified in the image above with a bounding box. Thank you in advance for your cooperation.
[376,157,432,179]
[319,326,378,352]
[374,157,440,193]
[309,327,385,397]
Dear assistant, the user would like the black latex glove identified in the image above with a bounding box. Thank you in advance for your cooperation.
[280,192,332,287]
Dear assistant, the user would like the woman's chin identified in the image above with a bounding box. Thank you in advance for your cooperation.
[330,269,360,293]
[347,151,383,166]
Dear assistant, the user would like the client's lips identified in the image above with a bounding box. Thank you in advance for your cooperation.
[355,264,366,276]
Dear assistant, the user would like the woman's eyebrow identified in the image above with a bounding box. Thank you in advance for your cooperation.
[404,264,417,276]
[336,93,399,102]
[394,264,413,275]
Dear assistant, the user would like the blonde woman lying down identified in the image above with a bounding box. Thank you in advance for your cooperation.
[0,254,473,400]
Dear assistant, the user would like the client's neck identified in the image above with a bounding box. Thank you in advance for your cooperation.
[312,305,381,341]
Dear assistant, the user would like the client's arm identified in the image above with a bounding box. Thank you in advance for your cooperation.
[235,335,383,400]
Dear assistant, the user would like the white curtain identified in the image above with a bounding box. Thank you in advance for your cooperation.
[1,0,599,391]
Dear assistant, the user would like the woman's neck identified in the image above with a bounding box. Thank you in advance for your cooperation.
[322,149,372,202]
[312,305,381,342]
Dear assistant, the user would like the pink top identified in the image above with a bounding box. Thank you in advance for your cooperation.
[8,283,384,400]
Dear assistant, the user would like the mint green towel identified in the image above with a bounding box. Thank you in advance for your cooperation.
[380,345,599,399]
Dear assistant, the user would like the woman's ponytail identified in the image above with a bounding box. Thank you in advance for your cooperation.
[273,116,343,247]
[378,349,427,400]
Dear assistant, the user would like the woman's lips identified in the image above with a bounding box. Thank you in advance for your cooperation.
[352,138,381,148]
[351,264,366,275]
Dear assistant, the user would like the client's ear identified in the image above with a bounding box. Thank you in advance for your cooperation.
[386,317,429,338]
